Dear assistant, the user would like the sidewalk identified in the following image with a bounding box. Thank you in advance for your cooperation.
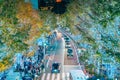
[6,68,22,80]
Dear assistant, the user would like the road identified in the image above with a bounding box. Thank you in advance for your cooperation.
[38,31,84,80]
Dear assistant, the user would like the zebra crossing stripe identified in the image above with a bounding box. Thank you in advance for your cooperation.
[66,73,70,80]
[41,73,46,80]
[56,73,60,80]
[46,73,51,80]
[41,72,70,80]
[62,72,65,80]
[51,73,56,80]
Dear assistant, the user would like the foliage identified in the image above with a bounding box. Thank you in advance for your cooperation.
[65,0,120,63]
[0,0,44,71]
[90,0,120,27]
[79,51,90,64]
[39,10,57,30]
[85,64,95,74]
[16,1,43,45]
[0,53,13,72]
[27,51,34,57]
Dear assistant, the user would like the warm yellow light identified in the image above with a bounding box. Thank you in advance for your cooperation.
[56,0,62,3]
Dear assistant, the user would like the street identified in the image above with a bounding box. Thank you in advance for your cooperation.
[38,31,84,80]
[0,31,86,80]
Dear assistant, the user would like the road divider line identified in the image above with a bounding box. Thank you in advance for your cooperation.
[46,57,51,68]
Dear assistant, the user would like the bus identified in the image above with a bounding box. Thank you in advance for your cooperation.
[70,70,87,80]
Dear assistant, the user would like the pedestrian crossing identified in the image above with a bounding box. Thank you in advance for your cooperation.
[39,72,70,80]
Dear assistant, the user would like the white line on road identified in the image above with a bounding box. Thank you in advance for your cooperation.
[66,73,70,80]
[46,59,50,68]
[56,73,60,80]
[51,73,56,80]
[41,73,46,80]
[46,73,51,80]
[62,73,65,80]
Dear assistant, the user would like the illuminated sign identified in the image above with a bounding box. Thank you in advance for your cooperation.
[56,0,62,3]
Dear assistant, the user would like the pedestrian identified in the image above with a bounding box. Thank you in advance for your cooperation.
[41,64,44,70]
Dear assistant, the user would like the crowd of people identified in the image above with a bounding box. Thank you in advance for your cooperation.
[0,45,45,80]
[16,46,45,80]
[0,32,56,80]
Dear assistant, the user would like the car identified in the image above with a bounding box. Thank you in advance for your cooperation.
[64,37,70,43]
[67,48,73,57]
[64,27,70,32]
[64,37,69,40]
[65,42,71,48]
[51,62,60,73]
[63,34,67,38]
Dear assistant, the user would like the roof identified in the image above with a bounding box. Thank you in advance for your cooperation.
[70,70,87,80]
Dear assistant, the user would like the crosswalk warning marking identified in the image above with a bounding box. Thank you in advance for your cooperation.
[66,73,70,80]
[66,72,70,77]
[40,72,71,80]
[51,73,56,80]
[56,73,60,80]
[62,72,65,80]
[46,73,51,80]
[41,73,46,80]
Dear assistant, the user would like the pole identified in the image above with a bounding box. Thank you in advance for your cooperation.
[43,43,45,59]
[43,33,46,60]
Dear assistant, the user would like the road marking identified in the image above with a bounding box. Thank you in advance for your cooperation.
[62,72,65,80]
[41,73,71,80]
[46,73,51,80]
[51,73,56,80]
[56,73,60,80]
[41,73,46,80]
[46,40,58,68]
[62,38,65,72]
[46,57,51,68]
[66,73,70,80]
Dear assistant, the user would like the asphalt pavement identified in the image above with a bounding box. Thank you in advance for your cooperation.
[0,30,87,80]
[38,31,86,80]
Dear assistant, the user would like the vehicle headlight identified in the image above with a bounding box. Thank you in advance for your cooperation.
[54,70,57,72]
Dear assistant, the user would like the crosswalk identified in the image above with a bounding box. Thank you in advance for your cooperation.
[39,72,70,80]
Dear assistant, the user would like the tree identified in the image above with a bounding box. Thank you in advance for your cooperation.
[90,0,120,27]
[61,0,120,79]
[0,0,44,71]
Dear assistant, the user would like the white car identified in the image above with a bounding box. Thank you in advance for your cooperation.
[65,44,71,48]
[65,42,71,48]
